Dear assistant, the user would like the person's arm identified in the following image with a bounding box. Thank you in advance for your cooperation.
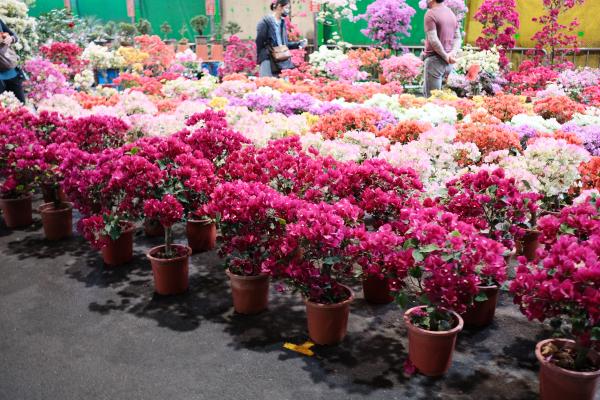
[256,19,268,61]
[449,26,462,57]
[426,29,450,62]
[0,19,19,44]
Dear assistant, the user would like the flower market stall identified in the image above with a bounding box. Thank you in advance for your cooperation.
[1,1,600,399]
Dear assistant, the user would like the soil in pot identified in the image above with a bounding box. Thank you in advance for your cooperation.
[226,270,270,315]
[362,275,394,305]
[39,202,73,240]
[305,287,354,346]
[536,339,600,400]
[147,245,191,295]
[101,224,135,267]
[0,195,33,228]
[461,286,499,328]
[404,306,464,377]
[186,220,217,253]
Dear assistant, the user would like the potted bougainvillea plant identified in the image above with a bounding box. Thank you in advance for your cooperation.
[442,168,539,326]
[511,196,600,400]
[206,181,300,315]
[144,195,191,295]
[398,204,507,376]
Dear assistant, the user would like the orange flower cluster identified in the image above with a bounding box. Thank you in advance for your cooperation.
[456,123,522,156]
[155,99,179,113]
[529,130,583,146]
[533,96,586,124]
[74,92,119,109]
[223,73,249,82]
[134,35,175,74]
[466,110,502,125]
[347,48,391,67]
[482,94,527,122]
[379,120,432,144]
[311,108,381,139]
[580,157,600,191]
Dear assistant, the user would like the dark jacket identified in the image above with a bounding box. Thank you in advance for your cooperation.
[0,19,19,44]
[256,16,301,64]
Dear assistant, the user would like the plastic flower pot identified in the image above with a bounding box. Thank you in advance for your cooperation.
[362,275,394,305]
[461,285,499,328]
[147,244,191,295]
[404,306,464,377]
[536,339,600,400]
[143,218,165,238]
[0,195,33,228]
[226,270,270,315]
[519,229,540,261]
[39,202,73,241]
[186,219,217,253]
[305,286,354,346]
[101,224,135,267]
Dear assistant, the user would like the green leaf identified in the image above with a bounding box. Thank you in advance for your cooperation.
[559,224,576,235]
[409,266,423,279]
[420,244,439,253]
[128,146,140,155]
[402,238,418,249]
[475,292,489,302]
[591,327,600,341]
[396,292,408,309]
[450,230,461,237]
[412,250,424,263]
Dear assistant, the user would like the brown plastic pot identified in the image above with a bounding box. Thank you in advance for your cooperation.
[186,219,217,253]
[362,275,394,305]
[39,202,73,240]
[518,229,540,261]
[143,218,164,238]
[305,287,354,345]
[0,195,33,228]
[101,224,135,267]
[404,306,464,377]
[41,183,67,204]
[226,270,270,315]
[536,339,600,400]
[147,245,191,295]
[461,285,499,328]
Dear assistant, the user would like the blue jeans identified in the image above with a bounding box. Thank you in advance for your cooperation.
[423,55,453,98]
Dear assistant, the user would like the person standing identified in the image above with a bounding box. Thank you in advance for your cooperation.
[256,0,307,77]
[0,18,25,103]
[422,0,462,98]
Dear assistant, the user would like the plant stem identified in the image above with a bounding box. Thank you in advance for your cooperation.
[165,226,173,258]
[574,340,590,371]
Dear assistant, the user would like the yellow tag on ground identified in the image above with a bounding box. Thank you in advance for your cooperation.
[283,341,315,356]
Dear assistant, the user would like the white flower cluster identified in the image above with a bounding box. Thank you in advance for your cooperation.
[73,69,95,92]
[313,0,358,22]
[0,91,21,110]
[81,43,125,70]
[162,75,218,99]
[309,46,347,73]
[455,45,500,76]
[0,0,38,59]
[397,103,458,126]
[508,113,561,133]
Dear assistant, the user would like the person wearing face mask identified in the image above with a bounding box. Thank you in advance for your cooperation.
[0,18,26,103]
[422,0,462,98]
[256,0,307,77]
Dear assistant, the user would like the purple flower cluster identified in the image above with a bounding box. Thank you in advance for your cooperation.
[357,0,416,50]
[561,123,600,156]
[275,93,316,115]
[308,101,343,116]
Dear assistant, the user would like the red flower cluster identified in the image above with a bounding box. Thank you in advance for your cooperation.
[310,108,381,139]
[144,195,184,228]
[378,120,432,144]
[40,42,87,77]
[482,94,526,122]
[456,123,522,155]
[533,96,586,124]
[580,157,600,191]
[443,168,541,249]
[505,61,559,96]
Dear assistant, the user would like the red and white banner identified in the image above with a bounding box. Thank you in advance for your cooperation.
[205,0,216,16]
[64,0,71,10]
[309,1,321,12]
[126,0,135,18]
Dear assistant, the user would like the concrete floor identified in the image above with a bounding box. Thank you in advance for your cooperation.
[1,202,597,400]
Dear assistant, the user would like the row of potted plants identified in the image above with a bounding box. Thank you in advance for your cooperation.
[0,107,598,399]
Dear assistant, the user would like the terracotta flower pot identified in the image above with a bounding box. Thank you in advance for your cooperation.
[101,224,135,267]
[404,306,464,377]
[41,183,67,204]
[186,219,217,253]
[305,287,354,345]
[518,229,540,261]
[147,245,191,295]
[39,202,73,241]
[362,275,394,304]
[536,339,600,400]
[461,285,499,328]
[226,270,270,315]
[0,195,33,229]
[143,218,165,238]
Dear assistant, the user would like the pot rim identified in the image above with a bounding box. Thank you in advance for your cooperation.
[535,338,600,378]
[187,218,214,226]
[146,244,192,262]
[120,222,136,235]
[476,284,499,291]
[39,202,73,213]
[403,305,464,336]
[226,269,270,281]
[0,193,33,202]
[305,285,355,309]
